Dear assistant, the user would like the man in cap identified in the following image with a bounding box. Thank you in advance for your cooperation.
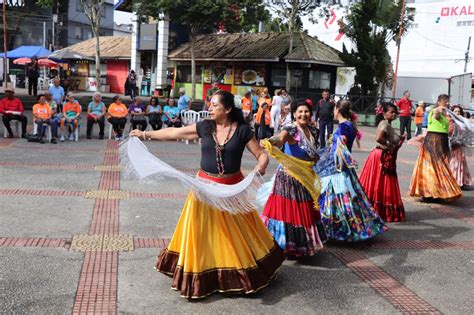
[0,88,28,138]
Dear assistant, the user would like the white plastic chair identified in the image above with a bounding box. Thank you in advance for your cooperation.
[3,120,22,138]
[62,121,80,141]
[33,122,52,142]
[181,110,199,126]
[107,121,114,140]
[198,111,210,121]
[180,110,200,144]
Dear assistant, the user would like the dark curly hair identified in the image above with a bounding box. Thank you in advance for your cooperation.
[451,105,464,116]
[290,99,312,121]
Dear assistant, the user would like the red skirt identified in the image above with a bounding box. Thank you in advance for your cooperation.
[359,148,405,222]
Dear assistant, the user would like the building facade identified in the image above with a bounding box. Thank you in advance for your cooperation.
[67,0,115,46]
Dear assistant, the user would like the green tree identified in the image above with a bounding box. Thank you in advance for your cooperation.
[136,0,267,99]
[38,0,105,89]
[267,0,330,91]
[263,15,304,33]
[340,0,415,96]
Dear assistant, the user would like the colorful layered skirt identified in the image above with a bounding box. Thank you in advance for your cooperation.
[316,152,387,242]
[409,132,462,200]
[155,171,285,299]
[359,148,405,222]
[261,167,325,257]
[449,145,472,188]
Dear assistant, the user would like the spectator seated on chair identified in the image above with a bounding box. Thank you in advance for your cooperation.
[162,98,181,128]
[60,93,82,142]
[86,92,106,139]
[108,95,128,141]
[0,88,28,138]
[129,96,147,131]
[44,92,60,124]
[146,96,163,130]
[32,94,58,144]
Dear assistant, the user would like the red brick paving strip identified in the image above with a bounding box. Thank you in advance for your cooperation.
[133,238,170,249]
[331,249,441,314]
[73,251,118,314]
[10,144,102,153]
[0,189,85,197]
[73,140,120,315]
[0,237,69,248]
[0,162,95,170]
[368,240,474,250]
[3,237,473,251]
[403,197,474,227]
[128,192,187,199]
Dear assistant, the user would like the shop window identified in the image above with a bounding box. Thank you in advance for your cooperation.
[290,70,303,88]
[271,68,303,88]
[70,63,89,76]
[89,63,107,77]
[176,65,202,83]
[271,68,286,87]
[309,70,331,89]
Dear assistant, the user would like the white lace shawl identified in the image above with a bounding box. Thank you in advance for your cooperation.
[119,137,263,214]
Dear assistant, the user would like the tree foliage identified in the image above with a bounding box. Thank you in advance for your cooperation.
[135,0,267,99]
[340,0,415,96]
[136,0,267,34]
[266,0,337,90]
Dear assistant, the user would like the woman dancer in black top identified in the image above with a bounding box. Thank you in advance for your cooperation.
[129,90,285,299]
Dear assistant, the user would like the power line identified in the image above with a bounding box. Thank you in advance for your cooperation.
[411,29,466,52]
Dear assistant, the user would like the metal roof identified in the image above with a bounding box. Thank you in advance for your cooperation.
[168,32,344,66]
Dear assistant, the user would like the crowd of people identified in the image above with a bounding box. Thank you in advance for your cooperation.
[122,86,472,300]
[2,82,472,299]
[0,85,194,143]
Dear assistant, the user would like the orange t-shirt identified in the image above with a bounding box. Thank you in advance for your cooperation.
[241,97,252,111]
[414,107,424,124]
[258,97,272,108]
[255,107,271,125]
[63,101,82,117]
[32,103,52,120]
[108,103,128,118]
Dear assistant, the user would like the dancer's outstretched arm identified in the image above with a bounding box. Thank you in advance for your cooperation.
[129,125,199,141]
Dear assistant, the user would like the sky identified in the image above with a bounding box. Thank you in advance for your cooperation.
[302,0,473,78]
[114,1,133,25]
[112,0,472,79]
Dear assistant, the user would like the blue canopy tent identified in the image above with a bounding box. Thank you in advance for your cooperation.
[0,46,52,59]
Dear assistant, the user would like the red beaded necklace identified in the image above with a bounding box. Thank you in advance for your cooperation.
[212,123,234,175]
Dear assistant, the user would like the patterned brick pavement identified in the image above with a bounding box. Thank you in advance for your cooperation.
[71,140,121,314]
[331,249,441,315]
[1,134,473,314]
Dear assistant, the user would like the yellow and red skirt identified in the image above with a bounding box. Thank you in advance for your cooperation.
[409,132,462,200]
[155,170,285,299]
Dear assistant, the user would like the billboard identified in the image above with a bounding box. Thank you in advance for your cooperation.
[139,24,157,51]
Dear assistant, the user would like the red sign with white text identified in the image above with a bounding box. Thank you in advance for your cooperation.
[440,5,474,16]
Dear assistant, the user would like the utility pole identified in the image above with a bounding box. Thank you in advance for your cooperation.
[3,0,8,88]
[43,21,46,48]
[392,0,406,98]
[464,36,471,73]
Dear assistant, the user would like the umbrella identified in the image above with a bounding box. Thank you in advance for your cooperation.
[48,48,94,62]
[0,46,52,59]
[13,57,58,67]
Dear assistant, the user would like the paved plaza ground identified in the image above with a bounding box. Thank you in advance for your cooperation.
[1,112,473,314]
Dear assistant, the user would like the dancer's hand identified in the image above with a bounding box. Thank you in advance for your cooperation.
[129,129,143,138]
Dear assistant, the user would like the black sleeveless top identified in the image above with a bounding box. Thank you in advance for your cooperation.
[196,120,254,174]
